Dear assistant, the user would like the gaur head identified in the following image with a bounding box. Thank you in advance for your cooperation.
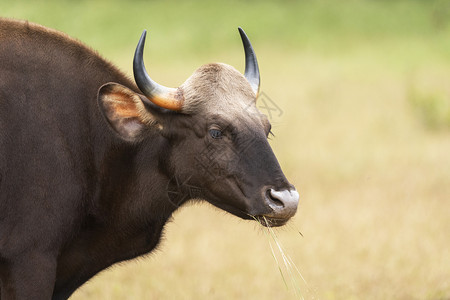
[98,28,299,227]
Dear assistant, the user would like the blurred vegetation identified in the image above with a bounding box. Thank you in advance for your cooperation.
[1,1,450,299]
[408,87,450,130]
[2,0,450,58]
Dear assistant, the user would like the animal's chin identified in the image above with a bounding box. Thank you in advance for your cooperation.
[255,216,290,227]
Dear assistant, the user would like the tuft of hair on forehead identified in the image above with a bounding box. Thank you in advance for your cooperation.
[179,63,256,114]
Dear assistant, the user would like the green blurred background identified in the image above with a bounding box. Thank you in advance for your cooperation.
[2,0,450,299]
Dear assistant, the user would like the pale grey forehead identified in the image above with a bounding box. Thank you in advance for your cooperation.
[179,62,268,129]
[180,63,256,112]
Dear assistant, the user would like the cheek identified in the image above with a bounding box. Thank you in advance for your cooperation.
[171,137,204,169]
[170,129,242,184]
[194,139,239,179]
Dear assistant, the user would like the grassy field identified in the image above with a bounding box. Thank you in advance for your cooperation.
[2,0,450,299]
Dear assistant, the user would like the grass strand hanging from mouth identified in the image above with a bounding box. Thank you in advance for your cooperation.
[266,228,289,290]
[264,216,303,299]
[259,216,313,300]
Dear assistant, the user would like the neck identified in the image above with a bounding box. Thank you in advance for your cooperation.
[53,135,179,298]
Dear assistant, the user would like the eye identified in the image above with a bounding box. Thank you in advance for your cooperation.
[209,128,223,139]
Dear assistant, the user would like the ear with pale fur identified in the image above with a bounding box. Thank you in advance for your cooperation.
[98,83,151,141]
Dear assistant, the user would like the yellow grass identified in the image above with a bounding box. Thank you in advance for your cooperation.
[70,47,450,299]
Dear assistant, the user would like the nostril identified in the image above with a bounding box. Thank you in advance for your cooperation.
[264,188,299,218]
[266,189,284,207]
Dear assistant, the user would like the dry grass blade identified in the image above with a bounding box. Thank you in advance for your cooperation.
[267,230,289,290]
[287,223,304,237]
[249,215,287,288]
[268,221,309,287]
[262,216,308,300]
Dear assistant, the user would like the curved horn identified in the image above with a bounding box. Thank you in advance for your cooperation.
[238,27,260,96]
[133,30,184,111]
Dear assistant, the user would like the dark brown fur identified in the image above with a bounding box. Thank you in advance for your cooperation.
[0,19,296,299]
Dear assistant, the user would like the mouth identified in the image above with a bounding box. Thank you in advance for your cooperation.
[205,184,298,227]
[254,215,290,227]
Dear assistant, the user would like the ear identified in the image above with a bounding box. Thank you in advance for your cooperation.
[98,83,151,141]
